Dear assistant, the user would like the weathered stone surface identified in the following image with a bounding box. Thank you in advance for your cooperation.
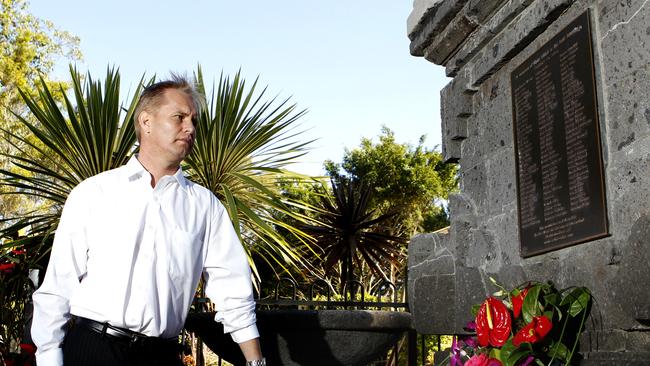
[458,162,488,212]
[486,149,517,215]
[603,64,650,153]
[581,352,650,366]
[410,274,455,333]
[466,0,510,24]
[441,136,462,162]
[410,0,470,56]
[615,214,650,324]
[486,211,520,266]
[448,218,474,259]
[440,74,473,138]
[423,9,478,64]
[452,265,485,330]
[407,237,488,334]
[469,0,575,87]
[407,0,444,38]
[464,226,498,268]
[599,0,650,84]
[440,75,472,162]
[447,192,477,219]
[445,0,535,76]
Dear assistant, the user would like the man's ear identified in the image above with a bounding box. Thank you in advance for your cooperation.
[138,111,151,134]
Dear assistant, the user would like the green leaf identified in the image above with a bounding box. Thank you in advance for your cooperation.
[506,347,532,366]
[562,287,592,317]
[543,292,561,307]
[489,348,502,361]
[522,284,542,324]
[548,341,569,360]
[499,340,517,362]
[471,303,481,317]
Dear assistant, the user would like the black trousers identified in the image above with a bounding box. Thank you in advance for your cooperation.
[62,323,183,366]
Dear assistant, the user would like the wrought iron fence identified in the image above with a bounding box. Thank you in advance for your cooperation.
[187,278,450,366]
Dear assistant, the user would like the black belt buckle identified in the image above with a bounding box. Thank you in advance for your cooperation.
[129,333,147,348]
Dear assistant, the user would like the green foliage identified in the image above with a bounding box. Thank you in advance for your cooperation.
[0,0,81,110]
[0,66,140,239]
[0,248,34,362]
[185,68,316,283]
[1,0,81,223]
[325,126,457,237]
[299,178,407,290]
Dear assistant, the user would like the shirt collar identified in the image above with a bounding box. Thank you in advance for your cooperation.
[124,156,190,191]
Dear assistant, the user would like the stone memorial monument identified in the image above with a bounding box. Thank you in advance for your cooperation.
[407,0,649,363]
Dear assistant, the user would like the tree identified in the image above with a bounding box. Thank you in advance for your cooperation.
[325,126,457,237]
[1,0,81,223]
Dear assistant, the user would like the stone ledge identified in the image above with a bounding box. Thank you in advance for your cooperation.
[422,0,513,64]
[581,351,650,366]
[445,0,535,76]
[468,0,574,87]
[423,8,479,64]
[410,0,469,56]
[407,0,444,39]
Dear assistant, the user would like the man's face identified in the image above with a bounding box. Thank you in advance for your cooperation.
[141,89,197,165]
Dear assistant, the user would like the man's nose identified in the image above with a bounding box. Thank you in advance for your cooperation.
[184,119,196,135]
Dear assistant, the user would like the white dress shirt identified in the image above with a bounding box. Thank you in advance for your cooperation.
[31,157,258,366]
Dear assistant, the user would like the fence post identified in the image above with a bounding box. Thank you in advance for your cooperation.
[408,330,417,366]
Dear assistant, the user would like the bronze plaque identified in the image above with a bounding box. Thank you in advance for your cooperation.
[511,11,608,257]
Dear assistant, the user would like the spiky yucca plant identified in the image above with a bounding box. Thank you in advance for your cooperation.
[301,178,407,292]
[0,65,140,254]
[186,69,317,282]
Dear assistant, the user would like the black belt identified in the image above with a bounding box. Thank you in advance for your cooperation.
[72,316,178,348]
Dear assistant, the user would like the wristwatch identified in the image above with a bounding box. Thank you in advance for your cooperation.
[246,358,266,366]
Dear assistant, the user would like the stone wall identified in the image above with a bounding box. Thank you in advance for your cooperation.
[407,0,649,363]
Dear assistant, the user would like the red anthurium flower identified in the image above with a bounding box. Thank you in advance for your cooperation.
[11,249,27,256]
[476,297,512,347]
[19,343,37,354]
[513,315,553,346]
[511,287,530,319]
[0,262,17,273]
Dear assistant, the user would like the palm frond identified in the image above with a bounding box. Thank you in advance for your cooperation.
[0,65,141,246]
[301,178,407,289]
[185,68,317,284]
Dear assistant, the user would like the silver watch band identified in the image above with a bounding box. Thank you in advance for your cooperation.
[246,358,266,366]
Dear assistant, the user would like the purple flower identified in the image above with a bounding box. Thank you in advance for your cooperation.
[519,356,535,366]
[465,320,477,331]
[451,336,463,366]
[461,335,479,348]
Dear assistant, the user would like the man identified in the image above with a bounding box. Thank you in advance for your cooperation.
[31,76,265,366]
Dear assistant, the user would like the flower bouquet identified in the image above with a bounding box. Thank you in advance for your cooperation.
[449,279,592,366]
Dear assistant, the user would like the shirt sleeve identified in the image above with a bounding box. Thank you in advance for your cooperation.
[31,184,90,366]
[202,196,259,343]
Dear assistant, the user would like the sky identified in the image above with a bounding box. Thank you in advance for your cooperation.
[29,1,450,176]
